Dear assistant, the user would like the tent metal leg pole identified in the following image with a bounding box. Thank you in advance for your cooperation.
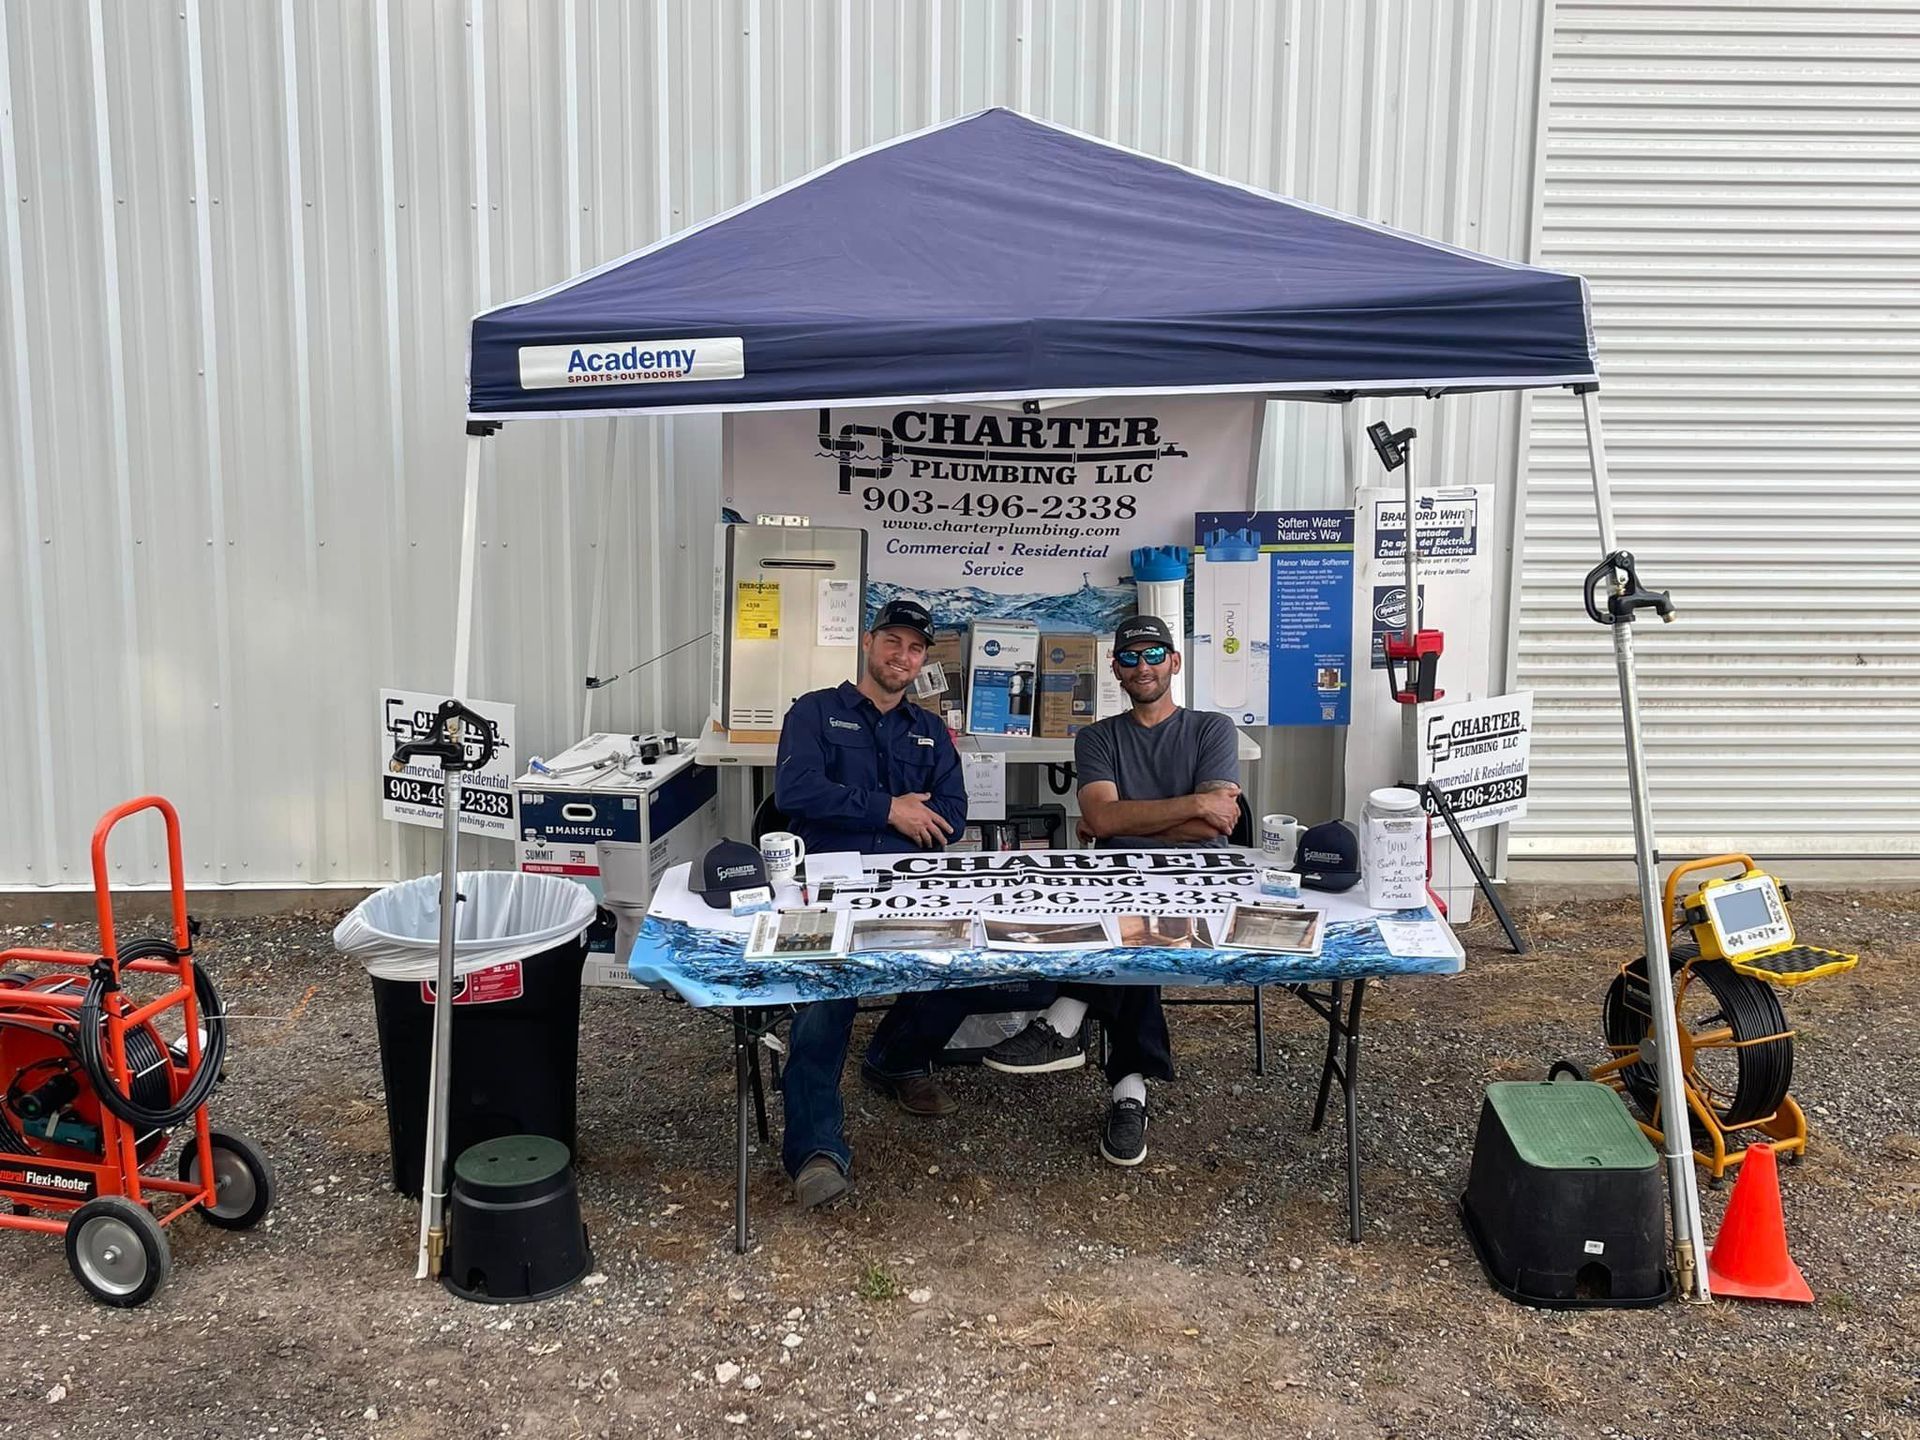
[1579,389,1710,1302]
[451,433,484,703]
[580,417,618,737]
[733,1009,753,1254]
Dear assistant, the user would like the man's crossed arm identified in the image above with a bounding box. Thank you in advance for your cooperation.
[1078,778,1240,842]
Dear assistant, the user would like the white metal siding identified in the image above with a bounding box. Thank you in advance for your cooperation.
[1,0,1546,889]
[1513,0,1920,857]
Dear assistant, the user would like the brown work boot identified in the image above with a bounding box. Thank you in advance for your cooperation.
[793,1156,849,1210]
[860,1064,958,1117]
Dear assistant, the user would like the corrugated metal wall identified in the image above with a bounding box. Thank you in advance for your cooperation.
[0,0,1547,889]
[1512,0,1920,857]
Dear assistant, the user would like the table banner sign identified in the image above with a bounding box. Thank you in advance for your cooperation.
[726,397,1259,636]
[630,848,1463,1007]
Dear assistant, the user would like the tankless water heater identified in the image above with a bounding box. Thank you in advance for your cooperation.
[711,523,868,737]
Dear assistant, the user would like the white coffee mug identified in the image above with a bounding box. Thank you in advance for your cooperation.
[1260,813,1304,866]
[759,831,807,885]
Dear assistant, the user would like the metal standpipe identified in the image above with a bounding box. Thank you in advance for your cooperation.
[416,740,464,1280]
[417,427,490,1281]
[1579,388,1711,1302]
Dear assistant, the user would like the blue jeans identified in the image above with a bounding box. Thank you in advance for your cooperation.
[780,989,989,1179]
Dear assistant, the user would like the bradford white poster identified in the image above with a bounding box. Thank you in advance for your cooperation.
[1343,485,1494,825]
[726,397,1259,634]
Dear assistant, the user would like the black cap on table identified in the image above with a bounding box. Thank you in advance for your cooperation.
[1298,819,1362,893]
[694,839,770,909]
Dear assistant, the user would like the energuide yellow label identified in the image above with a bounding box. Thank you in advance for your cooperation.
[735,581,781,640]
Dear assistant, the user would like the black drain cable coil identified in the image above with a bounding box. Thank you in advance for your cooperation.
[1603,938,1793,1134]
[78,936,227,1130]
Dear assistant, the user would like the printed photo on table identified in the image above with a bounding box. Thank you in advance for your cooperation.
[745,908,849,960]
[1114,914,1201,949]
[848,917,977,953]
[1220,904,1323,955]
[981,917,1115,951]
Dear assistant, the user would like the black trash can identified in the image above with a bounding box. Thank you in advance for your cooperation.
[336,871,598,1198]
[369,937,589,1197]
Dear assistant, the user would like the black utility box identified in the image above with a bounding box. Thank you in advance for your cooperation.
[1460,1079,1670,1308]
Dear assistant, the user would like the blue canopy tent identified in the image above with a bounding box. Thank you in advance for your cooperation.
[467,107,1595,416]
[425,109,1704,1296]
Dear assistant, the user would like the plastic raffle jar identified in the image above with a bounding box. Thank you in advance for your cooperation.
[1362,787,1427,910]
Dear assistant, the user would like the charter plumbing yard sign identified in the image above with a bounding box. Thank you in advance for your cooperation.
[727,397,1257,632]
[1418,692,1534,833]
[377,689,516,840]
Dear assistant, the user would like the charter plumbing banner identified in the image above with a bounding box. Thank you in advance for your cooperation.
[726,397,1258,633]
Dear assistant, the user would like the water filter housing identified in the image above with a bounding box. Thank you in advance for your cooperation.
[1200,527,1262,713]
[1130,545,1190,708]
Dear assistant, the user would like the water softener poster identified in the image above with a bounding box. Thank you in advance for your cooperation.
[1190,511,1354,727]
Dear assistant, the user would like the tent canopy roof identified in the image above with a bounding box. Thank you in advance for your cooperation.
[467,108,1596,419]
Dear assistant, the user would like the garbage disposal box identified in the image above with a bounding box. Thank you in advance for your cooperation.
[335,871,597,1198]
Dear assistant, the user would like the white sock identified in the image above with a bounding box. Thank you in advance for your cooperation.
[1113,1073,1147,1107]
[1040,997,1088,1036]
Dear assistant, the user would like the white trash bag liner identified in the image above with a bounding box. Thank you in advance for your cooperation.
[334,870,598,982]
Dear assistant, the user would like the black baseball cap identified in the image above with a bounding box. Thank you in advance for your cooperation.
[694,839,770,909]
[1298,820,1362,893]
[870,597,935,645]
[1114,614,1175,653]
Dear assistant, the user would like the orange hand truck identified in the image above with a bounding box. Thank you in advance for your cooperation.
[0,797,274,1305]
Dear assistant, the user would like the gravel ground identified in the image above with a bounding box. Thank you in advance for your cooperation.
[1,885,1916,1440]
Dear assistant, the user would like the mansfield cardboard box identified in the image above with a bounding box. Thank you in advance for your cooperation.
[1037,633,1099,738]
[513,733,717,980]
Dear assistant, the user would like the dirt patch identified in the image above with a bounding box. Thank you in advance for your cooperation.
[2,886,1918,1440]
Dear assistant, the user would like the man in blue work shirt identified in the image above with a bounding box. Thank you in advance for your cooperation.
[773,597,982,1211]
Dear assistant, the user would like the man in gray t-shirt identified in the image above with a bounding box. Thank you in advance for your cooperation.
[982,615,1242,1167]
[1074,698,1240,848]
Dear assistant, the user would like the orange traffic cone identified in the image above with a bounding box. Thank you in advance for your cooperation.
[1706,1143,1813,1304]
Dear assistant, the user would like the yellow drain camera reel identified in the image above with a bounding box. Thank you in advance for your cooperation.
[1585,855,1858,1184]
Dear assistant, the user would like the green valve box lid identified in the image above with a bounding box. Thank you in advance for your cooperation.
[1485,1081,1657,1172]
[454,1134,574,1199]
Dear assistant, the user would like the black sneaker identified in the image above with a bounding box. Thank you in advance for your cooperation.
[1100,1097,1148,1167]
[980,1018,1086,1075]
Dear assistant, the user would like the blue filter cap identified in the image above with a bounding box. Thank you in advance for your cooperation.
[1202,527,1262,561]
[1130,545,1190,583]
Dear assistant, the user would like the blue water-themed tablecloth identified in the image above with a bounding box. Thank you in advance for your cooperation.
[630,847,1464,1008]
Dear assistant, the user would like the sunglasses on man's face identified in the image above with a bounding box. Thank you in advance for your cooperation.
[1114,645,1170,668]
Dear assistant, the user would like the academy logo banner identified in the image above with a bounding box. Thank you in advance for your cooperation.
[518,337,744,389]
[727,396,1259,633]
